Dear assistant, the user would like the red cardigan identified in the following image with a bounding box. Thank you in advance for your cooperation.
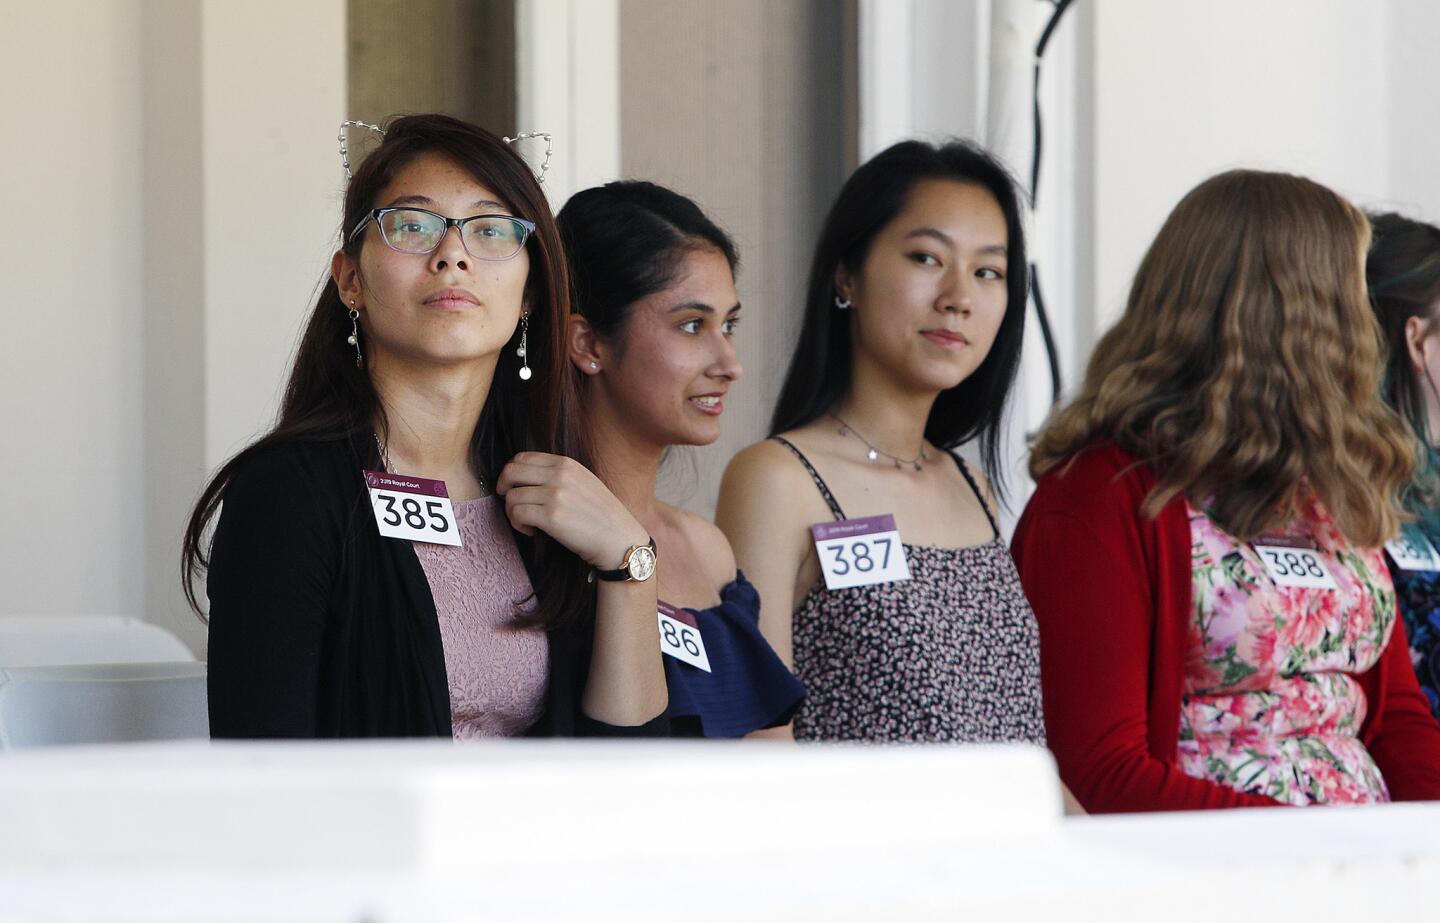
[1012,442,1440,813]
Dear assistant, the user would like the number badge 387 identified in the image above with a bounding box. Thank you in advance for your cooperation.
[364,470,462,547]
[812,514,912,591]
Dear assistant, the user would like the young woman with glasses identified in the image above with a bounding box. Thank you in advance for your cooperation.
[715,141,1048,749]
[1015,172,1440,811]
[557,181,805,738]
[185,114,668,738]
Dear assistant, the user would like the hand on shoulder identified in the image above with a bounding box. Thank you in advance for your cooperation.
[496,451,650,568]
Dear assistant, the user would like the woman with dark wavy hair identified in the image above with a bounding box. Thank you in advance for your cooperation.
[1368,211,1440,721]
[1015,170,1440,812]
[717,139,1047,748]
[184,114,667,738]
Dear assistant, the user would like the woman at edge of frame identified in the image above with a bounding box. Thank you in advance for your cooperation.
[1368,211,1440,722]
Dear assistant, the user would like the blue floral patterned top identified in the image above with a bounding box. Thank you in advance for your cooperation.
[1385,521,1440,720]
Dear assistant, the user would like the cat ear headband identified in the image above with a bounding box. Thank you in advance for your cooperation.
[337,120,554,184]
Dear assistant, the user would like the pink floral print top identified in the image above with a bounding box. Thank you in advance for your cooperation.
[1179,494,1396,805]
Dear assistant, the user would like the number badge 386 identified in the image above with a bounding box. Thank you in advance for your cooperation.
[812,514,912,591]
[364,470,462,547]
[657,601,711,672]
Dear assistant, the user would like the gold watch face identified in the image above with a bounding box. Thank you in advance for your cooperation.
[627,545,657,582]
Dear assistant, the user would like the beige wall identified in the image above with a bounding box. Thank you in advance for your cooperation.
[619,0,846,515]
[200,1,347,469]
[2,0,345,653]
[348,0,515,131]
[1386,1,1440,222]
[1085,0,1390,332]
[7,0,1440,648]
[2,1,147,621]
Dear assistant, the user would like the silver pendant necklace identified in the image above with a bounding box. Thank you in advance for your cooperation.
[829,413,929,472]
[373,432,487,492]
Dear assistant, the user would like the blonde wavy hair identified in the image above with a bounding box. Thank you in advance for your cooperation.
[1031,169,1417,547]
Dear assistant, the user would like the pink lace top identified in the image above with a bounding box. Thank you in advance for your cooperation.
[1180,495,1396,805]
[413,496,549,739]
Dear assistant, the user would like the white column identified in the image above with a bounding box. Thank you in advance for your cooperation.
[200,0,348,469]
[515,0,621,207]
[139,0,347,650]
[856,0,915,158]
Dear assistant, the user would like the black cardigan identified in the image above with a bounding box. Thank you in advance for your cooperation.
[206,435,666,738]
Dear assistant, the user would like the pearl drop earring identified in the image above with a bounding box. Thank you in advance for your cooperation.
[347,300,363,369]
[517,313,532,380]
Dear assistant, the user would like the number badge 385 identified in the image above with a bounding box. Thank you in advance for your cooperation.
[812,514,912,591]
[364,470,462,547]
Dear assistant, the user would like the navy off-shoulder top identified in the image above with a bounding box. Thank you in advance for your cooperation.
[662,571,806,738]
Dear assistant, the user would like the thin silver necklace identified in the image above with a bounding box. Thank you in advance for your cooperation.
[374,432,487,492]
[373,432,393,473]
[829,413,929,472]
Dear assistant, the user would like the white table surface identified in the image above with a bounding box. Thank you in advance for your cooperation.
[0,740,1433,921]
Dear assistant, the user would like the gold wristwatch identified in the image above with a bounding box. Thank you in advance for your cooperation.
[592,537,658,583]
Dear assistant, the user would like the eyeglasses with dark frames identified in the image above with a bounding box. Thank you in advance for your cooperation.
[349,207,536,261]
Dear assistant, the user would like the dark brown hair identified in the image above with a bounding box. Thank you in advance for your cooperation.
[1031,169,1415,547]
[182,113,594,629]
[1368,211,1440,520]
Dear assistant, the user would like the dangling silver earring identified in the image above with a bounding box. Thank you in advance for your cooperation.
[347,301,364,369]
[517,313,532,380]
[834,294,852,310]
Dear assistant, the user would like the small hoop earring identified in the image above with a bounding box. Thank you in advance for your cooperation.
[347,306,363,369]
[834,295,852,310]
[517,313,532,381]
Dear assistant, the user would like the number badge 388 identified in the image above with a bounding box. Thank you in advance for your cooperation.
[364,470,462,547]
[812,514,912,591]
[1252,533,1336,591]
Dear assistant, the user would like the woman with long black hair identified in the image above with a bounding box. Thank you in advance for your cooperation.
[184,114,667,738]
[716,140,1046,746]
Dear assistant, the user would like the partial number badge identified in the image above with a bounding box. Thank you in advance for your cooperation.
[1386,525,1440,572]
[812,514,911,591]
[364,470,462,547]
[1253,533,1336,590]
[657,601,711,672]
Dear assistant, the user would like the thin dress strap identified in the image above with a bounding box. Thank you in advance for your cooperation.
[770,437,846,521]
[950,453,999,540]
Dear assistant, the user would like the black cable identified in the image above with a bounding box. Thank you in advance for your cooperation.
[1031,0,1075,205]
[1028,0,1076,406]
